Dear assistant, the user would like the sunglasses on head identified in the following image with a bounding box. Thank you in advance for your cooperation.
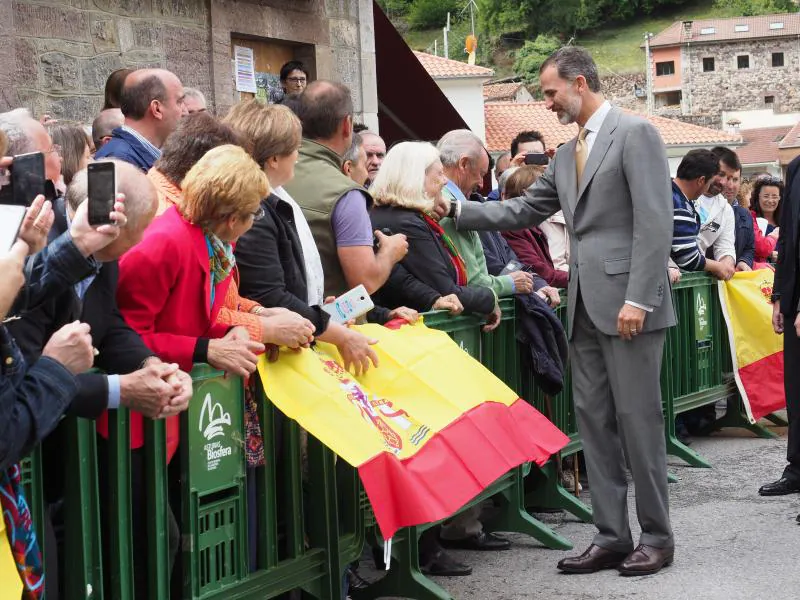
[756,175,782,185]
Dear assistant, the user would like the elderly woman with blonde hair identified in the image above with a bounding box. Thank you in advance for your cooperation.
[370,141,495,316]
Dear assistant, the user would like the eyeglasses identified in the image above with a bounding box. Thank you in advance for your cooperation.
[251,206,265,221]
[286,77,307,85]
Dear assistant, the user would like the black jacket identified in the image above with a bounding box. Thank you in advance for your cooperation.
[371,205,496,314]
[515,293,568,395]
[235,193,332,334]
[732,203,755,268]
[8,200,154,419]
[775,155,800,316]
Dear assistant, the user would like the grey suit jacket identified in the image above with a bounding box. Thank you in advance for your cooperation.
[460,106,676,337]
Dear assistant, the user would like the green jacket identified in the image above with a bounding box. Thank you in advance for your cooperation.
[440,185,514,298]
[283,139,370,297]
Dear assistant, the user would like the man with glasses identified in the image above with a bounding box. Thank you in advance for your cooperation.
[279,61,309,100]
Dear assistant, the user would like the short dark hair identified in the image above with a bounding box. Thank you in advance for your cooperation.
[511,130,546,157]
[280,61,308,81]
[750,177,784,223]
[710,146,742,173]
[344,132,363,164]
[104,68,136,110]
[353,122,369,134]
[294,80,353,140]
[154,113,242,187]
[120,74,167,120]
[540,46,601,93]
[676,149,719,181]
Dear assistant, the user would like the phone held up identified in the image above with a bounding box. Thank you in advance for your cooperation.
[524,153,549,166]
[87,161,116,226]
[0,151,47,252]
[321,284,375,324]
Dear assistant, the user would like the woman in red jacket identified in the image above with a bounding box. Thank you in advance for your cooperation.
[500,165,568,289]
[750,176,783,263]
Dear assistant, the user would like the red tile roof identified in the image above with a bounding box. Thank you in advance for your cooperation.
[484,101,741,153]
[483,82,523,100]
[648,13,800,48]
[779,120,800,149]
[737,126,792,165]
[413,51,494,80]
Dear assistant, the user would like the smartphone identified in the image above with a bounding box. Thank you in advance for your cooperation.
[524,153,549,166]
[0,152,46,207]
[0,205,26,253]
[87,161,116,226]
[321,284,375,324]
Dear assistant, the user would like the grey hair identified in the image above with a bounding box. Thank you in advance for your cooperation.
[498,166,519,195]
[67,159,157,231]
[437,129,484,168]
[344,132,363,164]
[540,46,601,93]
[0,108,37,155]
[184,87,207,106]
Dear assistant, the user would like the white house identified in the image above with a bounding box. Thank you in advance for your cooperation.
[413,51,494,142]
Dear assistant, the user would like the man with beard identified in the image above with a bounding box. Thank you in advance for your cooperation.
[435,46,677,576]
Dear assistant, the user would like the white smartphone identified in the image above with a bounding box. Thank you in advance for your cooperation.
[321,284,374,324]
[0,205,26,253]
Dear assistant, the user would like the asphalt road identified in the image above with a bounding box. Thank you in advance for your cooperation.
[365,420,800,599]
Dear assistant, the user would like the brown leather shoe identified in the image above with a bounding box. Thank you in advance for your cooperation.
[618,544,674,576]
[557,544,630,574]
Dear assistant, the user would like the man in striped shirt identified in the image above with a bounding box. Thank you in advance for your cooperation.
[670,149,736,281]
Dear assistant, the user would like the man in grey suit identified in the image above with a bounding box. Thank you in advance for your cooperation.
[435,47,676,576]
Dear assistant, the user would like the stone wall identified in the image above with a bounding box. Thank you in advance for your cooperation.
[681,38,800,119]
[2,0,377,126]
[601,72,647,113]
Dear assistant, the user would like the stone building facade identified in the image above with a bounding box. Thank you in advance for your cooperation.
[0,0,378,126]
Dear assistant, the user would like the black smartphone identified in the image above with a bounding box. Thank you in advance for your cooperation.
[524,153,549,166]
[0,152,46,207]
[87,161,116,226]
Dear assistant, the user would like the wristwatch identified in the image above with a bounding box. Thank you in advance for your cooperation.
[447,199,458,219]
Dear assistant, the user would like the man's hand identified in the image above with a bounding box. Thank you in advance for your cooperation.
[510,152,527,168]
[120,362,183,419]
[261,311,315,348]
[374,230,408,265]
[432,195,450,220]
[208,328,265,377]
[668,267,682,284]
[706,259,735,281]
[0,240,29,320]
[17,195,54,255]
[336,328,379,376]
[736,261,752,272]
[388,306,419,324]
[483,304,502,332]
[42,321,94,374]
[510,270,534,294]
[771,300,783,334]
[160,368,193,418]
[617,304,646,341]
[535,286,561,307]
[432,294,464,315]
[70,194,128,257]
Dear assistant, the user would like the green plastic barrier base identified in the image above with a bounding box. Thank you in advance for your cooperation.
[708,395,780,440]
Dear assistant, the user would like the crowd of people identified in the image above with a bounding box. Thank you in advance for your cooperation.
[0,46,796,600]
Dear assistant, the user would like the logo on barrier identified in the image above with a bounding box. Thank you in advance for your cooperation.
[199,393,233,471]
[695,291,708,336]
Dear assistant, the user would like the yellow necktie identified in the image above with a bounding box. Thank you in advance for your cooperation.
[575,127,589,184]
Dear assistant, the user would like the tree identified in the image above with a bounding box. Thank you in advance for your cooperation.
[713,0,798,16]
[513,34,561,83]
[408,0,461,29]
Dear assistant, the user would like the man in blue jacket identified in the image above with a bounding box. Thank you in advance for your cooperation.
[95,68,187,172]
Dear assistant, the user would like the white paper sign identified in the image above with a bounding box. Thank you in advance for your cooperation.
[234,46,257,93]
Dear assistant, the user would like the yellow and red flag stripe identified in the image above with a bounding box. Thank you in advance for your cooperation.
[258,321,568,539]
[718,271,785,422]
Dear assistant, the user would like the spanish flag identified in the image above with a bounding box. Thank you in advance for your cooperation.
[258,321,568,539]
[718,271,785,422]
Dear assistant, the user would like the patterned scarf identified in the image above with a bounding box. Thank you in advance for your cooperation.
[205,233,236,304]
[0,464,44,599]
[423,214,468,286]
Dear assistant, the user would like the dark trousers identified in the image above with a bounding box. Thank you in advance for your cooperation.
[783,319,800,481]
[97,440,180,600]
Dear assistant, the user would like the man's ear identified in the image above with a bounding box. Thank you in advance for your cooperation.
[458,156,471,171]
[342,114,353,140]
[342,160,353,177]
[150,99,163,121]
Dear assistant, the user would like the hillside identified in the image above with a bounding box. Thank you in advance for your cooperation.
[398,0,741,77]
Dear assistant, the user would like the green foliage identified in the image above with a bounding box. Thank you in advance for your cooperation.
[712,0,798,16]
[513,34,561,83]
[408,0,461,29]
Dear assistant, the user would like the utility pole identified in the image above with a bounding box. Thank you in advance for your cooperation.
[443,12,451,59]
[644,32,654,116]
[434,39,438,56]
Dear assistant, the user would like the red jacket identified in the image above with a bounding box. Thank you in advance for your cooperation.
[751,210,777,262]
[98,206,232,460]
[502,227,568,289]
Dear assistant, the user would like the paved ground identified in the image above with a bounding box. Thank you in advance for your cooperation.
[365,419,800,599]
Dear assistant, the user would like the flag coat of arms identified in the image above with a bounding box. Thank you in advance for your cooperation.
[259,322,568,539]
[718,271,785,422]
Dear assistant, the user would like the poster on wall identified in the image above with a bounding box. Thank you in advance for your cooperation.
[234,46,257,93]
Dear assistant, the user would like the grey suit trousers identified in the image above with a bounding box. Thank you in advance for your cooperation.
[572,296,673,552]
